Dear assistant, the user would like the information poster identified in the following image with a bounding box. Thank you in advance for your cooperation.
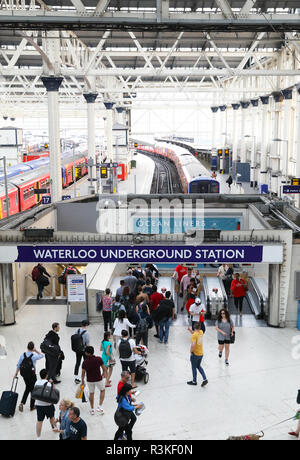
[67,274,86,303]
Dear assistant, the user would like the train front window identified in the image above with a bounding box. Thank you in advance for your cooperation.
[190,182,208,193]
[210,183,219,193]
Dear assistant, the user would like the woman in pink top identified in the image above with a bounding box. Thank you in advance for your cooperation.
[102,288,113,332]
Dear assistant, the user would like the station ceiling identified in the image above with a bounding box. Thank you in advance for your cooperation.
[0,1,299,110]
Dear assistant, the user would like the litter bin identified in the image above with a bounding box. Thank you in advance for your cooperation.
[131,160,137,168]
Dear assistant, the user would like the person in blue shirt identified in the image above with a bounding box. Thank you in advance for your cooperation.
[114,383,143,440]
[53,399,74,440]
[14,341,44,412]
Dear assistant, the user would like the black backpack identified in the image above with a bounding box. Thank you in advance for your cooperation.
[136,315,148,334]
[71,329,87,353]
[119,339,132,360]
[20,353,35,379]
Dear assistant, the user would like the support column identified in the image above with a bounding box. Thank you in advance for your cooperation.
[210,106,219,154]
[271,91,283,195]
[41,76,63,203]
[83,93,98,194]
[295,87,300,208]
[250,99,259,188]
[104,102,114,162]
[219,105,227,147]
[259,95,270,190]
[240,101,250,163]
[281,88,293,186]
[0,264,15,325]
[231,103,240,164]
[210,106,219,171]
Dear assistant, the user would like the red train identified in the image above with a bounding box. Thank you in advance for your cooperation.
[0,152,88,220]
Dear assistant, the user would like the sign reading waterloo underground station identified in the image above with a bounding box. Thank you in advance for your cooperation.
[0,244,283,264]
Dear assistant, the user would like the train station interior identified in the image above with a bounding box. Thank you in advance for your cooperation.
[0,0,300,443]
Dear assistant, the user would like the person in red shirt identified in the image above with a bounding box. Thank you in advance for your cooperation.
[117,370,131,395]
[81,346,107,415]
[230,273,248,316]
[174,264,188,283]
[150,286,165,338]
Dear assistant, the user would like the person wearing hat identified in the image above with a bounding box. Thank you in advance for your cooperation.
[189,298,206,333]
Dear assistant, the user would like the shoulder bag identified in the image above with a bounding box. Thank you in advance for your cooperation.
[32,382,60,404]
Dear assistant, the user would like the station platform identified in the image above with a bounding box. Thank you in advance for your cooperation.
[63,153,155,198]
[0,301,299,441]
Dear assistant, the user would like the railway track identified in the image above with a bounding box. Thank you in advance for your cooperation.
[139,150,183,194]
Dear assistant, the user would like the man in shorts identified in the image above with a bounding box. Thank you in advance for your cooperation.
[34,369,56,440]
[81,346,107,415]
[118,330,140,389]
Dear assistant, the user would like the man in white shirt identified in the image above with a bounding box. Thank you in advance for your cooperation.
[217,264,228,281]
[118,330,140,389]
[34,369,57,440]
[189,298,206,332]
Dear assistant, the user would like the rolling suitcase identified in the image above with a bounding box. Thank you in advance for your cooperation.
[0,377,19,417]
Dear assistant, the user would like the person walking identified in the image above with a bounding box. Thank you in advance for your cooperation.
[111,295,126,324]
[52,399,74,440]
[154,291,175,344]
[68,407,87,440]
[215,309,235,365]
[32,263,50,301]
[118,330,140,388]
[150,285,164,338]
[226,175,233,190]
[124,269,137,295]
[186,322,208,387]
[113,310,136,349]
[189,298,206,333]
[179,267,193,312]
[102,288,113,332]
[34,369,56,440]
[81,346,107,415]
[101,331,115,388]
[114,383,143,441]
[15,341,44,412]
[173,264,188,293]
[73,320,90,385]
[288,410,300,438]
[116,280,125,298]
[135,303,153,347]
[224,264,234,296]
[43,322,62,384]
[231,273,248,316]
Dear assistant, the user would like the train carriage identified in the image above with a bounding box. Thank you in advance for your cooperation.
[137,142,219,194]
[0,184,19,219]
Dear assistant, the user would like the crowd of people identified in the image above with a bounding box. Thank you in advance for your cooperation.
[11,262,299,440]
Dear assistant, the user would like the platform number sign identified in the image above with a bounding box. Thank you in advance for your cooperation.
[42,196,51,205]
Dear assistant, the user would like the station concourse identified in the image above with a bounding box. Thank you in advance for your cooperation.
[1,1,300,443]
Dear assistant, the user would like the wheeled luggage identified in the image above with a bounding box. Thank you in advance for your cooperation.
[0,377,19,417]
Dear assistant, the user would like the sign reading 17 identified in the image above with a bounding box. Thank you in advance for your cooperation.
[42,196,51,204]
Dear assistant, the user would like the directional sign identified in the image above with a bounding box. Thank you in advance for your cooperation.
[42,196,51,204]
[101,162,118,168]
[282,185,300,194]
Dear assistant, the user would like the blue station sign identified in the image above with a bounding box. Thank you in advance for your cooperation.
[15,245,264,263]
[282,185,300,194]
